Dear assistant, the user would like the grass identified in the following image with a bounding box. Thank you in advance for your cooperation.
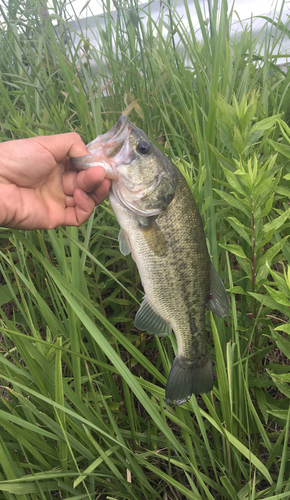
[0,0,290,498]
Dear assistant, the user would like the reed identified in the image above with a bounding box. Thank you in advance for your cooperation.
[0,0,290,498]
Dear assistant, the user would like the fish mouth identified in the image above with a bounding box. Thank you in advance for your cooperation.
[70,115,131,179]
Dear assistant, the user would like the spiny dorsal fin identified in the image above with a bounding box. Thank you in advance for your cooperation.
[207,262,230,318]
[134,295,172,336]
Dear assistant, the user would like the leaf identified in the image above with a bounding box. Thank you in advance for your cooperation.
[267,410,289,420]
[275,187,290,198]
[216,93,239,128]
[208,144,234,170]
[210,313,232,429]
[272,329,290,360]
[236,255,252,276]
[218,244,248,259]
[0,481,57,494]
[263,208,290,233]
[268,139,290,159]
[219,127,238,157]
[253,176,275,199]
[250,114,281,134]
[9,234,187,457]
[255,388,269,423]
[229,286,247,295]
[74,444,119,488]
[246,129,266,148]
[257,236,289,271]
[267,370,290,398]
[221,168,247,197]
[274,324,290,335]
[199,409,273,484]
[248,292,290,317]
[227,217,253,246]
[264,286,290,307]
[200,196,211,216]
[270,372,290,382]
[260,193,274,218]
[0,285,18,307]
[133,102,145,121]
[214,189,251,217]
[232,126,244,155]
[240,101,257,134]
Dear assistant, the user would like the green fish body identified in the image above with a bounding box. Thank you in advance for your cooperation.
[71,116,230,405]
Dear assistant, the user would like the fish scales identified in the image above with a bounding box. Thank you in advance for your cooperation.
[71,115,230,405]
[110,168,213,404]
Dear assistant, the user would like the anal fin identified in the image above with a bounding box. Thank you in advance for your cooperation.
[134,295,172,336]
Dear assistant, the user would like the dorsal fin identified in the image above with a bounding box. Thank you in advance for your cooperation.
[207,262,230,317]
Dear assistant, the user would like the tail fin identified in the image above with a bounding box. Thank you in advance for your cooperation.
[165,352,214,406]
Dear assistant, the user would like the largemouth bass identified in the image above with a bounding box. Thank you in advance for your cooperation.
[72,115,230,405]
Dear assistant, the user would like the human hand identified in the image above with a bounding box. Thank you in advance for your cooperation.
[0,133,111,230]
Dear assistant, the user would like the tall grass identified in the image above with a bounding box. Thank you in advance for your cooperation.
[0,0,290,498]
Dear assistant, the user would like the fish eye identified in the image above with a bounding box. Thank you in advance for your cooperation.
[137,140,150,155]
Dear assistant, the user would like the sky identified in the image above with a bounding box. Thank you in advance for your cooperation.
[64,0,288,21]
[63,0,289,44]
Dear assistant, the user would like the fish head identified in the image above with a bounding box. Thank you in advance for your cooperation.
[114,119,178,216]
[71,115,177,217]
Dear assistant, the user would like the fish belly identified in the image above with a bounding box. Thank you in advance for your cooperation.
[110,173,213,404]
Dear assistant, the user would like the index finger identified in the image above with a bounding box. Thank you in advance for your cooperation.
[31,133,88,162]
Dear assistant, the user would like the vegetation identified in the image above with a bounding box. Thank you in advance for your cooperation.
[0,0,290,497]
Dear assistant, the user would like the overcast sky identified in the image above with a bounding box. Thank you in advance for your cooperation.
[65,0,288,21]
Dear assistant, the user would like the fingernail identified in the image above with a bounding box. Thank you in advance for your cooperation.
[81,191,89,199]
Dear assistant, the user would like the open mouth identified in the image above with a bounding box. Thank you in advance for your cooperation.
[70,115,131,177]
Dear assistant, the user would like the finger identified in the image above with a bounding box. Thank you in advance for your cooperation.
[64,177,110,209]
[32,132,88,162]
[62,171,79,196]
[65,195,76,207]
[76,166,106,192]
[90,177,111,205]
[70,189,96,226]
[62,166,106,196]
[63,190,96,226]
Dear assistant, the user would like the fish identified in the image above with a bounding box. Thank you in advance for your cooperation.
[71,115,230,405]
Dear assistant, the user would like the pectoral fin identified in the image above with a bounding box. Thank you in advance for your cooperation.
[207,262,230,317]
[139,218,168,257]
[118,228,131,256]
[134,295,172,336]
